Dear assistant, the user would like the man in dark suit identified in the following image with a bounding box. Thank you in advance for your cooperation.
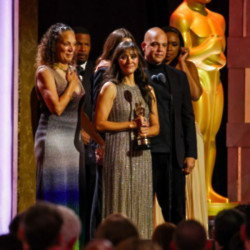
[75,27,94,120]
[142,27,197,224]
[74,26,96,243]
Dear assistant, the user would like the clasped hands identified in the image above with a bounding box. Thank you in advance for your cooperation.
[81,129,105,165]
[66,67,78,83]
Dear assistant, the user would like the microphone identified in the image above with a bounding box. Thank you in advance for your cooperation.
[151,74,158,83]
[124,90,132,103]
[151,73,166,84]
[124,90,133,121]
[158,73,166,84]
[151,73,172,101]
[124,90,135,154]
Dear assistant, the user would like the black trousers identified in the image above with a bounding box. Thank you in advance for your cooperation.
[80,144,97,245]
[152,152,185,224]
[89,164,102,239]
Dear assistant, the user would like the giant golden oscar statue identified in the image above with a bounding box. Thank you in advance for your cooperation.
[170,0,228,209]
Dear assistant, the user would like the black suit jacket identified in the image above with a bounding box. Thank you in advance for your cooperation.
[77,60,94,120]
[92,66,107,114]
[148,64,197,168]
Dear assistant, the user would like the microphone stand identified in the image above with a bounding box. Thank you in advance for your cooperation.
[124,90,133,214]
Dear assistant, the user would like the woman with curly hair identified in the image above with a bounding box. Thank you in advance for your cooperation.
[94,41,159,238]
[35,23,104,215]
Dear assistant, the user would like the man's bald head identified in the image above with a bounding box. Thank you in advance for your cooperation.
[143,27,166,42]
[142,27,167,65]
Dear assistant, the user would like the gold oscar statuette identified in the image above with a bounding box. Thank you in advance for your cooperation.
[170,0,239,215]
[134,102,151,150]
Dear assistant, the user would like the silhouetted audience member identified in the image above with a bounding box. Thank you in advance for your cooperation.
[18,202,63,250]
[0,212,24,249]
[85,239,113,250]
[0,233,22,250]
[174,220,207,250]
[95,213,139,246]
[9,212,24,236]
[213,208,245,250]
[241,205,250,250]
[116,238,162,250]
[234,204,250,216]
[234,203,250,250]
[229,232,244,250]
[57,205,81,249]
[152,222,176,250]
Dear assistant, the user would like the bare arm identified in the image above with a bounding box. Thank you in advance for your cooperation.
[177,50,203,101]
[94,82,137,132]
[36,67,79,116]
[81,111,104,147]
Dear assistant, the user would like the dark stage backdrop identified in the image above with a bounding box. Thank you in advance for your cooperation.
[39,0,229,197]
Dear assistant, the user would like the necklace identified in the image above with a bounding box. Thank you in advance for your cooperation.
[53,63,68,73]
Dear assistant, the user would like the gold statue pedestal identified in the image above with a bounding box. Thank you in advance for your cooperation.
[170,0,234,219]
[207,199,239,238]
[207,196,239,217]
[207,187,239,216]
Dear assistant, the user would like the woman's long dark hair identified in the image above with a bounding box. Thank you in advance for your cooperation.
[96,28,136,66]
[105,41,153,108]
[162,26,185,68]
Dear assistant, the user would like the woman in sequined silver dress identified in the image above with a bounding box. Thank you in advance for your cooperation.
[94,41,159,238]
[35,23,104,217]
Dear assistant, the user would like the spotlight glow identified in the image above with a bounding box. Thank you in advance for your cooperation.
[0,0,14,234]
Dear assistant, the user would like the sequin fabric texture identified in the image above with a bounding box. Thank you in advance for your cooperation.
[103,83,153,239]
[35,65,85,215]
